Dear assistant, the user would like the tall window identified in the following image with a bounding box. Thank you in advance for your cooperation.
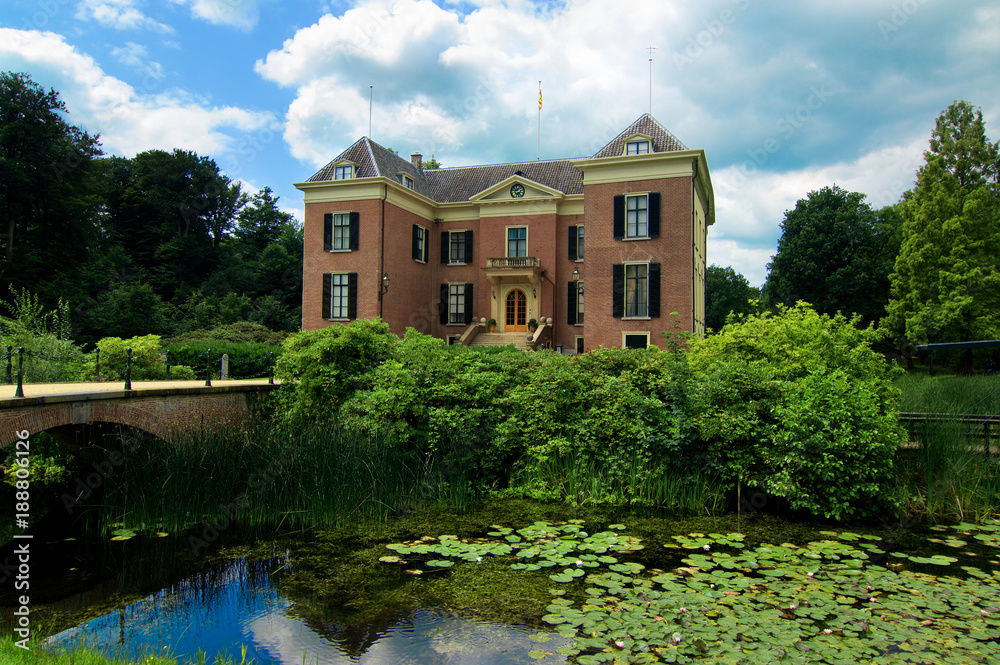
[626,140,650,155]
[507,227,527,257]
[577,285,585,324]
[332,213,350,250]
[450,232,466,263]
[449,284,466,324]
[626,195,648,238]
[330,274,350,319]
[412,224,428,262]
[334,165,352,180]
[575,225,584,259]
[625,264,648,317]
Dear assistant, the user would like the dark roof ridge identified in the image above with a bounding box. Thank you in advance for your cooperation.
[428,156,584,172]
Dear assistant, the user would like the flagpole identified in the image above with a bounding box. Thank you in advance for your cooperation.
[537,81,541,160]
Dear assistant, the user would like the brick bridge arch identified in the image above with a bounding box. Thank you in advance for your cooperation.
[0,383,278,449]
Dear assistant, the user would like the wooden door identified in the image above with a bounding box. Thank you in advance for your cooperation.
[505,288,527,331]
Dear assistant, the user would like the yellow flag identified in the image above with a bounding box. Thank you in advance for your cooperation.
[538,84,542,109]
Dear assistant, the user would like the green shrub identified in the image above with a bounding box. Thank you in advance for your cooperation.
[166,341,280,381]
[689,302,906,519]
[94,335,166,380]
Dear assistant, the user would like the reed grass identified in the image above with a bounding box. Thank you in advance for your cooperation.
[508,451,728,513]
[896,372,1000,521]
[95,421,470,539]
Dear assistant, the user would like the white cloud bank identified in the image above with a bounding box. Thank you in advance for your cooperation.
[0,28,277,159]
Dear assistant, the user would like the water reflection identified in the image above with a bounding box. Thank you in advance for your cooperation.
[46,558,568,664]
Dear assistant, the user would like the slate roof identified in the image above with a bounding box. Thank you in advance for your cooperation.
[305,115,685,203]
[424,159,583,203]
[591,114,687,159]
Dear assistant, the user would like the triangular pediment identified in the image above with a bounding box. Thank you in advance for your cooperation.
[471,175,564,202]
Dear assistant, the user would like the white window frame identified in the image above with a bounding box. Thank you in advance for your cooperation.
[449,230,468,265]
[622,332,650,349]
[334,164,353,180]
[575,224,585,261]
[625,193,649,239]
[447,283,466,325]
[576,282,585,325]
[575,336,585,354]
[329,273,351,320]
[331,212,351,252]
[624,262,649,319]
[414,224,428,263]
[395,173,414,189]
[506,225,528,258]
[626,140,651,155]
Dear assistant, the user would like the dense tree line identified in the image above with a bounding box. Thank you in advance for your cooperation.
[710,100,999,373]
[0,72,301,344]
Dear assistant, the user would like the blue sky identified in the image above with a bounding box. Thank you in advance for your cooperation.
[2,0,998,286]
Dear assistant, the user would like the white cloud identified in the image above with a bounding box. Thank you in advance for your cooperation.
[75,0,173,33]
[168,0,265,30]
[0,29,277,161]
[709,136,927,285]
[109,41,165,80]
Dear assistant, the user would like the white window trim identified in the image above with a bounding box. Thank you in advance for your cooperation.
[575,280,585,326]
[624,192,651,240]
[447,282,467,326]
[505,225,529,258]
[328,272,352,321]
[414,224,428,264]
[622,261,650,320]
[329,211,353,252]
[334,164,354,180]
[621,331,651,349]
[575,224,585,261]
[448,229,469,265]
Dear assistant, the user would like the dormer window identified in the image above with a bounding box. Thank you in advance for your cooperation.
[395,173,414,189]
[626,140,650,155]
[334,165,353,180]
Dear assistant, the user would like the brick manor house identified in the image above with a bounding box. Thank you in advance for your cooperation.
[296,114,714,351]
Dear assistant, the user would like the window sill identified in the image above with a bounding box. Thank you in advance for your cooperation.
[574,323,584,327]
[328,249,353,253]
[446,322,467,326]
[448,262,467,266]
[621,236,652,241]
[623,317,651,321]
[328,318,351,322]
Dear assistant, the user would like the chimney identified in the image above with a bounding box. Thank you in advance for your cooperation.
[410,153,423,171]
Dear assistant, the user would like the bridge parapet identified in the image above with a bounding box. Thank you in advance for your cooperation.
[0,381,279,449]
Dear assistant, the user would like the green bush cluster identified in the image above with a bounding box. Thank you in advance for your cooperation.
[166,341,280,381]
[275,305,907,520]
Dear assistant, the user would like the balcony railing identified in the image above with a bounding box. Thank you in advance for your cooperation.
[485,257,540,269]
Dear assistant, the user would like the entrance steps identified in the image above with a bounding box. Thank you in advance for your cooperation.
[468,332,529,349]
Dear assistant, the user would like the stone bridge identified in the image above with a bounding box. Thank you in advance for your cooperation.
[0,380,280,449]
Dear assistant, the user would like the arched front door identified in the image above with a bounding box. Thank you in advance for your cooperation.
[505,288,527,332]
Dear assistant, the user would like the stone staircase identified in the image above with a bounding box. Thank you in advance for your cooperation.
[468,332,530,349]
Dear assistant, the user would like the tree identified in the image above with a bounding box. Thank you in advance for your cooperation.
[233,186,293,251]
[763,185,900,327]
[423,155,441,169]
[704,265,760,332]
[884,101,1000,372]
[0,72,102,304]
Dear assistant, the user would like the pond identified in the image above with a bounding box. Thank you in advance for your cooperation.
[5,500,1000,664]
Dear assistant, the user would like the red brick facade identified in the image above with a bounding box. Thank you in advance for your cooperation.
[297,115,714,350]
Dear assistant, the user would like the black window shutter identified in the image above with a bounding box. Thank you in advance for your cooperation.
[567,281,578,325]
[568,226,578,260]
[423,232,429,263]
[464,284,474,324]
[412,225,420,261]
[349,212,360,250]
[323,213,333,251]
[347,273,358,319]
[465,230,473,263]
[613,195,625,238]
[441,231,449,263]
[322,273,331,319]
[612,264,624,317]
[439,284,449,324]
[648,263,661,318]
[649,192,661,237]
